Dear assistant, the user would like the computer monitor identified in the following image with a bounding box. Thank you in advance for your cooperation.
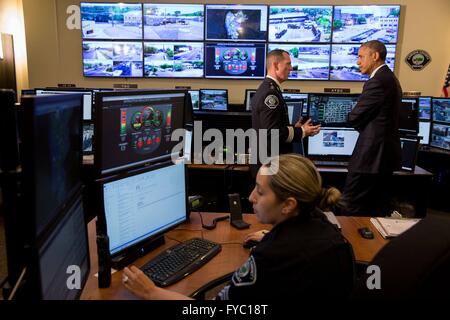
[244,89,257,111]
[188,90,200,111]
[35,88,93,121]
[94,90,187,176]
[418,96,432,121]
[143,42,204,78]
[199,89,228,111]
[432,98,450,124]
[204,42,266,79]
[283,92,309,117]
[308,93,359,126]
[82,41,143,78]
[307,127,359,159]
[268,5,333,42]
[399,98,419,134]
[0,89,20,172]
[418,121,431,145]
[143,3,204,41]
[80,2,143,40]
[268,44,330,80]
[430,123,450,151]
[400,137,419,172]
[83,122,94,154]
[97,161,188,268]
[205,4,268,41]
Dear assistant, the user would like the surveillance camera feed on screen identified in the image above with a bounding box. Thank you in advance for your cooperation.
[330,44,396,81]
[308,127,359,156]
[206,4,268,41]
[431,123,450,151]
[268,6,332,42]
[200,89,228,111]
[205,43,266,79]
[432,98,450,124]
[81,3,143,39]
[418,97,432,120]
[144,4,204,41]
[309,94,359,126]
[268,44,330,80]
[143,42,204,78]
[83,41,143,77]
[83,123,94,153]
[332,5,400,43]
[99,92,185,175]
[188,90,200,110]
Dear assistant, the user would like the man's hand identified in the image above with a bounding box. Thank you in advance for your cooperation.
[295,118,321,137]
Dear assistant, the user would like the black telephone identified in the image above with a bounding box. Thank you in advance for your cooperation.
[228,193,250,230]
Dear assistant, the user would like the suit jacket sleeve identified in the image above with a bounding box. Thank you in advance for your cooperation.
[348,78,385,131]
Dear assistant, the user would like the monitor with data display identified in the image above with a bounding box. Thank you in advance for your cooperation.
[400,137,419,172]
[283,92,309,117]
[307,127,359,158]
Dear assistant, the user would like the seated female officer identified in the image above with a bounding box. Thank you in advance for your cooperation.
[122,154,355,300]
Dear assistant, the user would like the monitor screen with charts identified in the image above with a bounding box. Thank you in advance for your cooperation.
[418,121,430,145]
[307,127,359,157]
[308,93,359,126]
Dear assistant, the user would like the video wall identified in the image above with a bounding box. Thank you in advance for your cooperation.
[81,3,401,81]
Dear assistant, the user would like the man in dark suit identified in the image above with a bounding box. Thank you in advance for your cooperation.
[251,49,320,176]
[342,40,402,216]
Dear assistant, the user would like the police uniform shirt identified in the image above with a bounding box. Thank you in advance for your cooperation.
[216,209,355,300]
[251,77,303,156]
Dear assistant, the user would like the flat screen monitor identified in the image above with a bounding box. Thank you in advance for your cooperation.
[205,42,266,79]
[244,89,257,111]
[35,195,90,300]
[188,90,200,111]
[81,2,143,40]
[268,44,330,80]
[330,44,396,81]
[94,90,186,176]
[283,92,309,116]
[35,89,93,121]
[268,5,332,43]
[99,161,187,263]
[332,5,400,43]
[308,93,359,126]
[418,96,432,121]
[83,122,94,154]
[307,127,359,157]
[199,89,228,111]
[143,3,204,40]
[143,42,204,78]
[82,41,143,77]
[400,137,419,172]
[432,98,450,124]
[205,4,268,42]
[430,123,450,151]
[20,94,83,240]
[399,98,419,134]
[418,121,431,145]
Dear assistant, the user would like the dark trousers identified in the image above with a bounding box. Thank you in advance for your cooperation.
[342,171,394,217]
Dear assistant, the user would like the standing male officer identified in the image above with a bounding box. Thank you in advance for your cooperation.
[251,49,320,175]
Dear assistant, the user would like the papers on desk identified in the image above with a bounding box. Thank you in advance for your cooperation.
[370,217,420,239]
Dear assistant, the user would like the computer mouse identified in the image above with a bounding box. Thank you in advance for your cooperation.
[243,240,259,249]
[358,227,374,239]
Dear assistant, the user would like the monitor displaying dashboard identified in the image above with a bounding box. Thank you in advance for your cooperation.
[205,4,268,42]
[307,127,359,157]
[94,90,187,176]
[100,161,187,259]
[432,98,450,124]
[308,93,359,126]
[199,89,228,111]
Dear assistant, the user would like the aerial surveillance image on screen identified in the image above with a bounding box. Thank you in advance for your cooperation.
[143,4,204,41]
[431,123,450,151]
[309,94,359,125]
[81,3,143,40]
[308,127,359,156]
[268,44,330,80]
[268,6,332,42]
[418,97,432,120]
[206,4,268,41]
[432,98,450,124]
[330,44,396,81]
[144,42,204,78]
[332,5,400,43]
[83,41,143,77]
[205,43,266,79]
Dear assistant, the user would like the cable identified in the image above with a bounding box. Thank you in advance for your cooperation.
[198,212,230,230]
[8,267,26,301]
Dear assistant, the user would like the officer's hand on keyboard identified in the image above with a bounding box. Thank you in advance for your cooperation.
[123,266,157,300]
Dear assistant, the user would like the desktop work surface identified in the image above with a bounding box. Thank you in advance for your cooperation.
[81,213,388,300]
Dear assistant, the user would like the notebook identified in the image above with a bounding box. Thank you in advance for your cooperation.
[370,217,420,239]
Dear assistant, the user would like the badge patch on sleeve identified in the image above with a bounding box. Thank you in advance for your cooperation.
[265,95,279,109]
[232,256,257,287]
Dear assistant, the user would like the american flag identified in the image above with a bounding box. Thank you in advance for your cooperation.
[443,64,450,97]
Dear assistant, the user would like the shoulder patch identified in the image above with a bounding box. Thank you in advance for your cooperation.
[232,256,257,287]
[265,95,279,109]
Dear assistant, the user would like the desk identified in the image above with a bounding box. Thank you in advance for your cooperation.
[81,213,388,300]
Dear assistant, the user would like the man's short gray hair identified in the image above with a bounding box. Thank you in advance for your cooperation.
[361,40,387,61]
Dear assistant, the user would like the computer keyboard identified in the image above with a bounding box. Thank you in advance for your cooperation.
[140,238,222,287]
[314,160,349,167]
